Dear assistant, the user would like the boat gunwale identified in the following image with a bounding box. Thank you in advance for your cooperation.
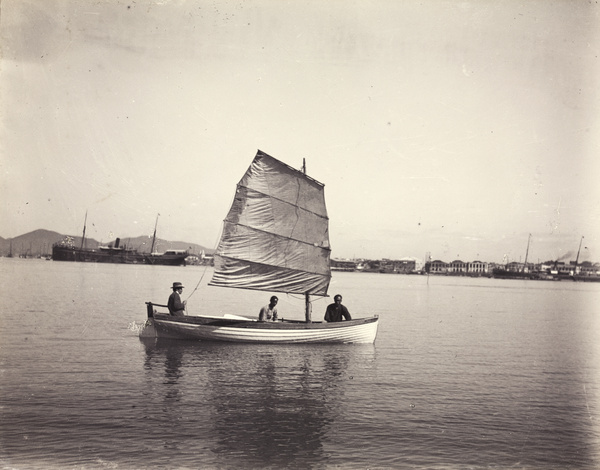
[152,312,378,330]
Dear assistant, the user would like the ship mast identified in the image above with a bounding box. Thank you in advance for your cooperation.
[150,214,159,254]
[522,233,531,273]
[574,236,584,274]
[80,211,88,250]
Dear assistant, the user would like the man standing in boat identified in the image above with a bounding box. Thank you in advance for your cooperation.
[258,296,278,322]
[324,294,352,322]
[168,282,187,316]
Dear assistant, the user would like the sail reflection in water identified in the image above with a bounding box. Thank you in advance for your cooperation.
[141,338,374,468]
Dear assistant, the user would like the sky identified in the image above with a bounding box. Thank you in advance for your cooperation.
[1,0,599,264]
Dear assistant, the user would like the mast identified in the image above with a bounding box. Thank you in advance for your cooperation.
[150,214,159,254]
[80,211,88,250]
[574,236,584,274]
[522,233,531,273]
[302,157,312,323]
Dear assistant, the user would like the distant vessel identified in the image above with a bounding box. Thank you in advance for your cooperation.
[52,213,187,266]
[570,236,600,282]
[52,237,147,264]
[143,215,188,266]
[144,250,189,266]
[492,234,538,280]
[141,150,379,343]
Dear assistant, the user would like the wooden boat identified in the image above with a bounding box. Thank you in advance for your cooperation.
[140,150,379,344]
[141,305,378,343]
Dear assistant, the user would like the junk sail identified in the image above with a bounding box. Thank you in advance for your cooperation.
[209,150,331,296]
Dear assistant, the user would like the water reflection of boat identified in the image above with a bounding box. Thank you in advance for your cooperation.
[141,150,378,343]
[140,337,373,467]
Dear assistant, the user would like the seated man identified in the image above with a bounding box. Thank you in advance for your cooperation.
[259,296,278,322]
[324,294,351,322]
[167,282,186,316]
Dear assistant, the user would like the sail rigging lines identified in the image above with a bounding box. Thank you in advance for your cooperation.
[184,219,225,302]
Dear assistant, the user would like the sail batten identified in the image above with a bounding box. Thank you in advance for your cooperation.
[209,150,331,295]
[232,185,330,223]
[211,257,331,295]
[218,221,329,258]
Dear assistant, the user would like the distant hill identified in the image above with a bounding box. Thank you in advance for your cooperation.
[0,229,72,257]
[0,229,213,258]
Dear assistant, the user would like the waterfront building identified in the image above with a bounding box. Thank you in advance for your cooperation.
[448,260,467,274]
[467,260,489,274]
[579,261,600,276]
[428,260,447,273]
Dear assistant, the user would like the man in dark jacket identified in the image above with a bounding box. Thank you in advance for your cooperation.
[167,282,186,316]
[324,294,352,322]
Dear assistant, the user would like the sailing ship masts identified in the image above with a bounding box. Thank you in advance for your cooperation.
[80,211,88,250]
[575,236,584,268]
[522,233,531,272]
[150,214,159,253]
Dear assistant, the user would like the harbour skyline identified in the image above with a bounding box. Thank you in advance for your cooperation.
[1,1,598,264]
[0,227,594,267]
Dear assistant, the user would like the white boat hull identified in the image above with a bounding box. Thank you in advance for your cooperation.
[140,308,378,344]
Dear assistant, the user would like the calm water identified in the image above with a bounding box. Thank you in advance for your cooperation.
[1,258,599,469]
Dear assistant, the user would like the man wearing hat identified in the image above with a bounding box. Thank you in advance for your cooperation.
[168,282,187,316]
